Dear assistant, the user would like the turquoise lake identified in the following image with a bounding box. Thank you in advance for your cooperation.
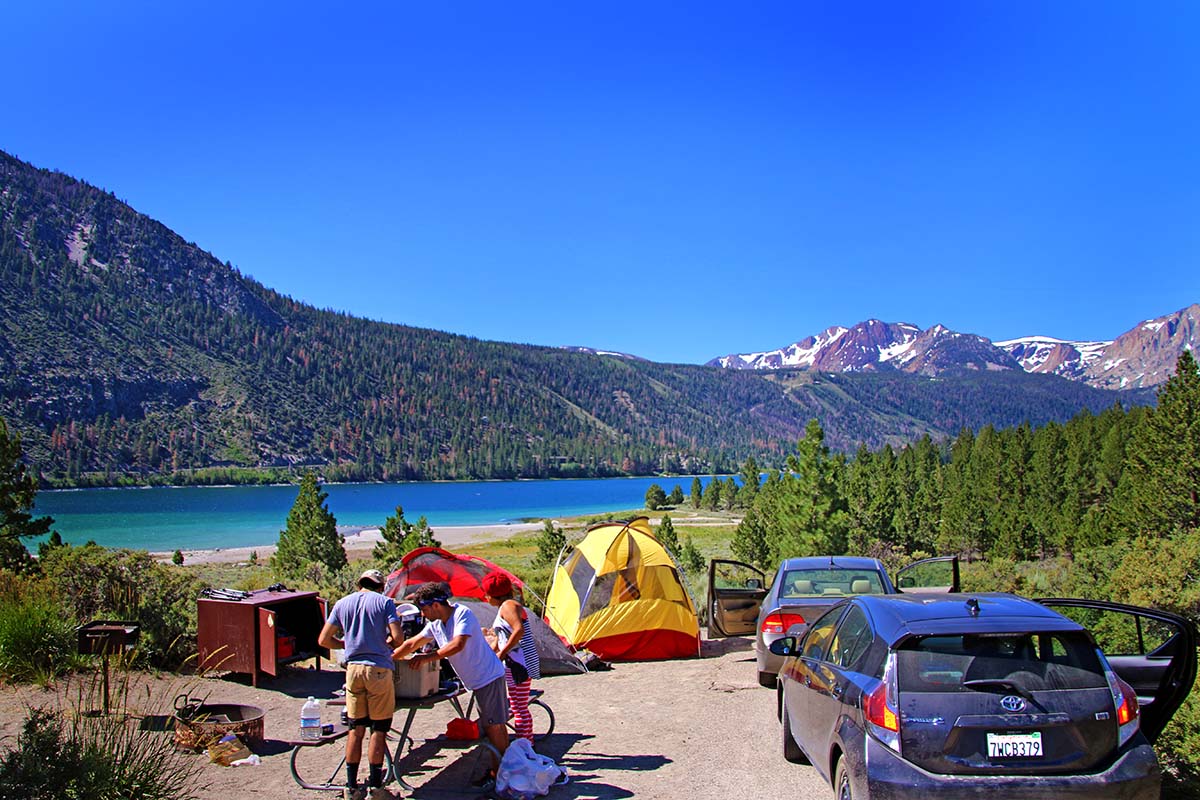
[30,476,713,552]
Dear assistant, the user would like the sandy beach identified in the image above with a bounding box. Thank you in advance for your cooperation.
[155,522,543,565]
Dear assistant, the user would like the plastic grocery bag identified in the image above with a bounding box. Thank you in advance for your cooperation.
[495,738,568,799]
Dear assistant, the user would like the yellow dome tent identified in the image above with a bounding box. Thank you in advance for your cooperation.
[544,517,700,661]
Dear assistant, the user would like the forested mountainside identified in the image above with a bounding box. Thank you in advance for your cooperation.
[0,151,1153,485]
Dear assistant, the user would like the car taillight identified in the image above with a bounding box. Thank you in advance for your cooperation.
[864,682,898,731]
[1105,668,1140,746]
[760,609,805,636]
[864,654,901,753]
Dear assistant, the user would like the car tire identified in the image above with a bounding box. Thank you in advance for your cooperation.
[834,757,852,800]
[781,704,808,764]
[776,684,783,722]
[758,670,777,689]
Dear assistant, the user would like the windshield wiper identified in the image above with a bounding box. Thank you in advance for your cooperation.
[961,678,1038,702]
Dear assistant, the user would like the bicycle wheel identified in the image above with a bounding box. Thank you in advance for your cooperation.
[530,698,555,741]
[289,738,398,793]
[507,698,555,742]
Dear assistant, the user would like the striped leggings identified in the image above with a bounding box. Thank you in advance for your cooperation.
[505,667,534,742]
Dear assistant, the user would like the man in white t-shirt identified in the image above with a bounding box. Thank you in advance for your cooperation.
[392,581,509,778]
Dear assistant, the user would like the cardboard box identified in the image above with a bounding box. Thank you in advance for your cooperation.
[394,656,440,698]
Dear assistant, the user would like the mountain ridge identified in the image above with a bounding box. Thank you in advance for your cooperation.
[0,149,1157,485]
[708,305,1199,390]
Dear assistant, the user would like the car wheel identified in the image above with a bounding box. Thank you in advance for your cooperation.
[834,758,852,800]
[776,684,783,721]
[758,670,777,689]
[781,703,808,764]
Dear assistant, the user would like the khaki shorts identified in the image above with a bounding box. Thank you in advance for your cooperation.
[345,664,395,722]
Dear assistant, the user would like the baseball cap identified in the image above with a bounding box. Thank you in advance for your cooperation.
[359,569,386,588]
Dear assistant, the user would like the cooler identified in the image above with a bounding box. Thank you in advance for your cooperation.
[395,656,440,698]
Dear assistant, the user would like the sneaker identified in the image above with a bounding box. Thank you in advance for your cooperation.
[342,788,366,800]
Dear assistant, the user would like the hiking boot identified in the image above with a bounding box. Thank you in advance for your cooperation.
[342,787,366,800]
[367,787,395,800]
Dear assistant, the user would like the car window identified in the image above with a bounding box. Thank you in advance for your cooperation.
[829,605,872,669]
[801,606,843,661]
[1049,606,1176,657]
[896,632,1106,692]
[780,569,886,598]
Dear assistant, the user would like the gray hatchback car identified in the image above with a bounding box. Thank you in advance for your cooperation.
[770,593,1196,799]
[708,555,959,688]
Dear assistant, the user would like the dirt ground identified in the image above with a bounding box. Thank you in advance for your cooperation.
[0,634,831,800]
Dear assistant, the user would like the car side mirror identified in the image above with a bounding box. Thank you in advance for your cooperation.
[746,578,763,590]
[768,636,797,657]
[898,576,915,589]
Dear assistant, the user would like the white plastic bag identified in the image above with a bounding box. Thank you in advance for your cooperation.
[495,738,568,799]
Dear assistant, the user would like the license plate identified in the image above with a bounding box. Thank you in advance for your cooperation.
[987,732,1043,758]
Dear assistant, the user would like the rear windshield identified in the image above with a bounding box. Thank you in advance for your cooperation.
[897,632,1106,693]
[780,569,884,598]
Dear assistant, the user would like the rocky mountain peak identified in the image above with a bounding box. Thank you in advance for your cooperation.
[709,304,1198,389]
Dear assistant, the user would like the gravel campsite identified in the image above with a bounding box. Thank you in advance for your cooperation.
[0,634,829,800]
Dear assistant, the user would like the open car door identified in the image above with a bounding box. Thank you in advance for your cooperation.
[707,559,767,638]
[1037,598,1198,744]
[894,555,959,593]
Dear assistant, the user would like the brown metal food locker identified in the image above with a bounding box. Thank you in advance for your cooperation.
[197,589,328,686]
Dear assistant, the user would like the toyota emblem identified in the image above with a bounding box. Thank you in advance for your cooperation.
[1000,695,1026,713]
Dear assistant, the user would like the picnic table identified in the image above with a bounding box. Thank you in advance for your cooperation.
[288,685,499,794]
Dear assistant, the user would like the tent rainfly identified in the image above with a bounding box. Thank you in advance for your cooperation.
[544,516,700,661]
[383,546,585,675]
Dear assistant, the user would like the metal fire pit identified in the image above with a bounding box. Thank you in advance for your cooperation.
[173,696,266,752]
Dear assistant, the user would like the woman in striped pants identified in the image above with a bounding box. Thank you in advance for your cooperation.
[482,571,540,742]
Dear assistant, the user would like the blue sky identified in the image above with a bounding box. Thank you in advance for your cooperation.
[4,1,1197,364]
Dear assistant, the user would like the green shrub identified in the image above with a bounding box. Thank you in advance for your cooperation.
[0,572,84,684]
[39,544,206,670]
[0,705,206,799]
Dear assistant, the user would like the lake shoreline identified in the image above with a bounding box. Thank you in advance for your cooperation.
[155,522,544,565]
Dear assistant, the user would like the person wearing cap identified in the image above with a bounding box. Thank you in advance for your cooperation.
[318,569,404,800]
[482,570,541,742]
[392,581,508,781]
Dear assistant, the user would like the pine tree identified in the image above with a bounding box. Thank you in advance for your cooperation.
[644,483,667,511]
[737,456,761,508]
[373,505,440,569]
[702,478,721,511]
[657,514,680,556]
[373,504,414,567]
[272,473,346,579]
[534,519,567,567]
[770,420,848,560]
[0,417,52,573]
[1120,350,1200,536]
[731,505,771,569]
[667,484,685,507]
[679,533,705,576]
[690,477,703,509]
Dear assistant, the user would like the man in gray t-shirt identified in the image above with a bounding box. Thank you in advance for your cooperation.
[393,581,509,777]
[319,569,403,800]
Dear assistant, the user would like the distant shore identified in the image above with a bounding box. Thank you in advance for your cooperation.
[154,522,543,565]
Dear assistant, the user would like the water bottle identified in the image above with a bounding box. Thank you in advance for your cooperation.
[300,696,322,741]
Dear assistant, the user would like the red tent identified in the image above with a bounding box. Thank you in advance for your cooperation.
[383,546,524,602]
